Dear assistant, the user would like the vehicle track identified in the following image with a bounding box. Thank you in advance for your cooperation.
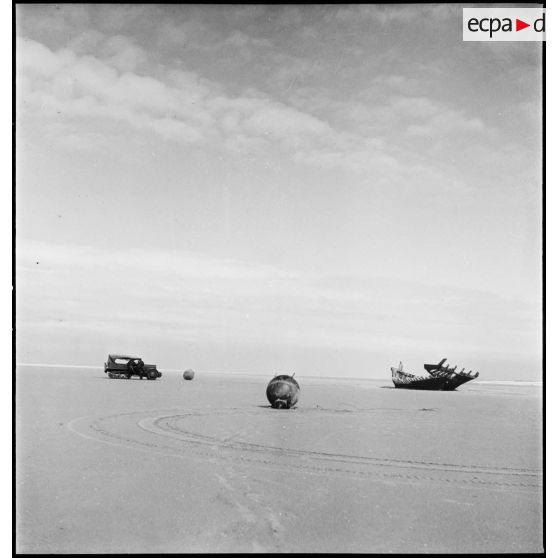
[67,407,542,491]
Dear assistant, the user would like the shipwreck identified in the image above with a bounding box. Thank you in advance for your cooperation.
[391,358,479,391]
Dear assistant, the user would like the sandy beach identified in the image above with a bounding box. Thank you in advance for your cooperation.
[16,366,543,554]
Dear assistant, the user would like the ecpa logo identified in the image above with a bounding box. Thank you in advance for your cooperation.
[463,8,545,41]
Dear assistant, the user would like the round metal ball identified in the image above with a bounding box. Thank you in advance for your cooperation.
[183,369,195,380]
[266,375,300,409]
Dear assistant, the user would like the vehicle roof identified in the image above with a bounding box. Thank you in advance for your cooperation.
[108,354,141,360]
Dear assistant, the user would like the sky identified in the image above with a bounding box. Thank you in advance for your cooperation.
[15,4,543,380]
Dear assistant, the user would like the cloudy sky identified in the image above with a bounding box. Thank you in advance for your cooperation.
[15,4,542,380]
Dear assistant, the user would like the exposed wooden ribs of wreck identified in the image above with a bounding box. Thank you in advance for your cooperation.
[391,358,479,391]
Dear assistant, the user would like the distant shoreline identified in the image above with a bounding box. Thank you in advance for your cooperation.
[15,363,542,386]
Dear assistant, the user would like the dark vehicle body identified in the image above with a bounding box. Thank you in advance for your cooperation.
[104,354,162,380]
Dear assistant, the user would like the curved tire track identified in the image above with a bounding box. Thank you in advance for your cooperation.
[68,408,542,491]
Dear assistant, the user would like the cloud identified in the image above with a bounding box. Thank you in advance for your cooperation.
[101,35,148,72]
[17,30,501,197]
[224,30,272,49]
[286,82,488,145]
[16,239,540,359]
[16,7,499,185]
[17,36,402,175]
[402,98,485,137]
[331,4,456,26]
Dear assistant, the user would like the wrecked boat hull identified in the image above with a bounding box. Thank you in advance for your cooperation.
[391,374,452,390]
[391,359,479,391]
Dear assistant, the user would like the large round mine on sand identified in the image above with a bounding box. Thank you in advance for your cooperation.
[183,369,195,380]
[266,375,299,409]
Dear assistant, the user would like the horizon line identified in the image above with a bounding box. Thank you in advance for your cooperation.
[14,362,542,384]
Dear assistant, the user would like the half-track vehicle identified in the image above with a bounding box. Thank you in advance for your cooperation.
[104,354,162,380]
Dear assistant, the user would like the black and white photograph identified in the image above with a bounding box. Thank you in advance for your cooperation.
[14,3,545,554]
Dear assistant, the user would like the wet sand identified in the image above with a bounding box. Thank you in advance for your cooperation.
[16,366,543,553]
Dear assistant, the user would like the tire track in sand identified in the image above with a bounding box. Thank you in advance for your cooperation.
[67,408,542,491]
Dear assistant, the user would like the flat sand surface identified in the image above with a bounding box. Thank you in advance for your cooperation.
[16,367,543,553]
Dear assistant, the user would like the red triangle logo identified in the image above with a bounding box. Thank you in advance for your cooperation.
[516,19,530,31]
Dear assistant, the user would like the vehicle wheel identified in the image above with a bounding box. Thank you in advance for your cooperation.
[147,369,158,380]
[108,372,117,379]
